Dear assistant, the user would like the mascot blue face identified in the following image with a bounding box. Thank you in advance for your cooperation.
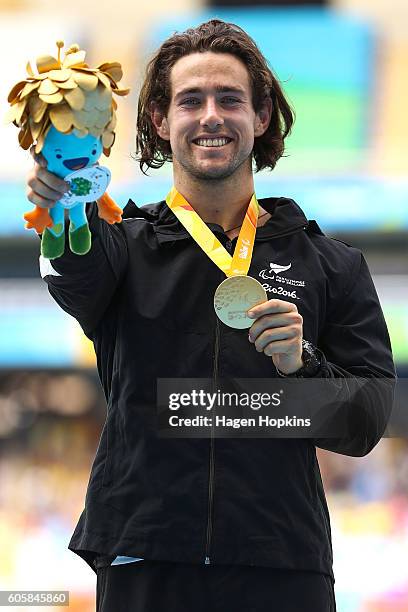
[41,125,103,178]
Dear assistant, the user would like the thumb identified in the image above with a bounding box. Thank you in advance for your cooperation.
[29,145,47,168]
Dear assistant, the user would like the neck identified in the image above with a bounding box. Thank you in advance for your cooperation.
[173,162,255,231]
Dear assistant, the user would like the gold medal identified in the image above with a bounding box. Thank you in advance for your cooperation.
[214,275,267,329]
[165,187,267,329]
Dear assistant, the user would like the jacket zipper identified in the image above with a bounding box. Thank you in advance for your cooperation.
[203,225,306,565]
[204,304,221,565]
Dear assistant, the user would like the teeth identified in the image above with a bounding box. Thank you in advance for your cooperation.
[195,138,230,147]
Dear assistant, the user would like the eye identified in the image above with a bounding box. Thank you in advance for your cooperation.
[181,98,200,106]
[91,148,97,155]
[56,153,62,159]
[221,97,240,104]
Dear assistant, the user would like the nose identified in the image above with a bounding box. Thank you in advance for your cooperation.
[199,97,224,130]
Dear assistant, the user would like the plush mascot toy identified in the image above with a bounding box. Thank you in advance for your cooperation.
[6,41,129,259]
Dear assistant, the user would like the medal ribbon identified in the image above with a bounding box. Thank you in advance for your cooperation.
[165,186,259,277]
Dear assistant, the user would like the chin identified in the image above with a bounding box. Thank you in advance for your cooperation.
[195,158,238,177]
[176,151,242,181]
[192,166,236,180]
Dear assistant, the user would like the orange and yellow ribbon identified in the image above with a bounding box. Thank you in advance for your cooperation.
[165,186,259,278]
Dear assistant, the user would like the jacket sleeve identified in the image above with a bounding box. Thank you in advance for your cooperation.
[311,250,397,457]
[40,203,128,338]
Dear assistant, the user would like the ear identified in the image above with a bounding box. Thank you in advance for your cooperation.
[150,102,170,141]
[254,96,272,138]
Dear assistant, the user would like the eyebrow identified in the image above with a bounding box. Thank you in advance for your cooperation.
[174,86,246,99]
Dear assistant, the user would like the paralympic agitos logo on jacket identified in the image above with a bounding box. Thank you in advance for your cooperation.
[258,262,306,301]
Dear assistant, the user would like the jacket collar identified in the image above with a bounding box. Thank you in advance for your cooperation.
[122,196,324,244]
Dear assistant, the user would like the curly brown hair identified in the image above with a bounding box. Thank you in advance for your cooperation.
[135,18,295,175]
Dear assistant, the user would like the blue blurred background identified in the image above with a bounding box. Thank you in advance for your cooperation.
[0,0,407,610]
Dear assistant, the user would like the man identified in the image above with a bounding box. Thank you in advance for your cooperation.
[26,19,395,612]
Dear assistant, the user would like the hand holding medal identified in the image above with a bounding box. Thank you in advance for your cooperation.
[247,299,304,375]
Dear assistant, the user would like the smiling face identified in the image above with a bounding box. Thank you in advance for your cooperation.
[41,126,103,178]
[152,52,271,183]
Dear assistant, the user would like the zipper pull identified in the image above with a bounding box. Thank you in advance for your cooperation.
[205,556,211,565]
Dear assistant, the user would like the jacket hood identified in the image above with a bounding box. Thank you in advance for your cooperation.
[122,196,325,244]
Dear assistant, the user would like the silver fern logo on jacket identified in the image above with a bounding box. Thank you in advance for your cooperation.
[258,261,306,300]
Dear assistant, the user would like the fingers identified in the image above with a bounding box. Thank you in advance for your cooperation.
[26,170,67,208]
[25,191,56,209]
[251,327,299,353]
[248,299,297,319]
[29,145,47,168]
[27,167,68,199]
[247,303,303,357]
[260,338,301,358]
[27,146,69,209]
[248,311,302,343]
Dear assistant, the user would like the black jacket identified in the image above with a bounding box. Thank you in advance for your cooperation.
[41,195,396,578]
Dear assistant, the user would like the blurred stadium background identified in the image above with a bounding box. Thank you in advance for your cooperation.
[0,0,407,610]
